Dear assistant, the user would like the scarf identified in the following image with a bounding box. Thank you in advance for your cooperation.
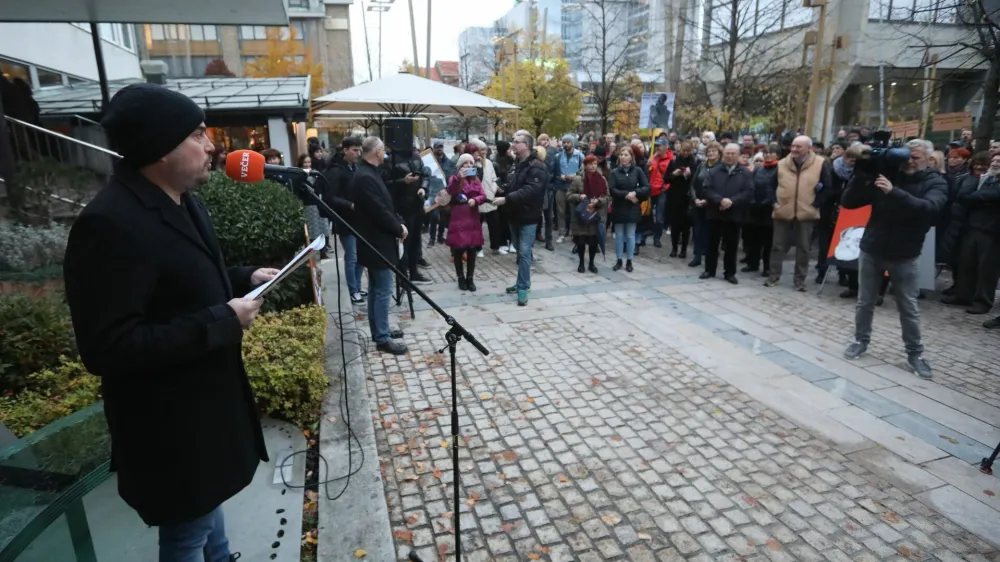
[832,155,853,180]
[583,169,607,199]
[762,160,778,169]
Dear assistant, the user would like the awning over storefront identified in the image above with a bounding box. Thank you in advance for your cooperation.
[34,76,312,125]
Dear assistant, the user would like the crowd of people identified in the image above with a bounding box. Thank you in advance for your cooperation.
[260,126,998,378]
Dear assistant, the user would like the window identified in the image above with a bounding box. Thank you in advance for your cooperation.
[97,22,135,50]
[288,0,309,7]
[280,21,307,40]
[149,23,165,40]
[0,57,30,82]
[68,75,89,85]
[190,25,219,41]
[240,25,268,40]
[37,68,64,88]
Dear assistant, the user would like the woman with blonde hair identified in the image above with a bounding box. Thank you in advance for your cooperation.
[930,150,947,174]
[608,146,651,272]
[446,153,488,291]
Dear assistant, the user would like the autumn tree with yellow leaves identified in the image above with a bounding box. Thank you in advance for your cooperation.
[482,40,582,138]
[243,27,327,110]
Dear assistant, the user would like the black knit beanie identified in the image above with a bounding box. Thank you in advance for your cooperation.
[100,83,206,168]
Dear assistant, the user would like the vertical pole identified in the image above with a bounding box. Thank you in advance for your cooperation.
[89,22,111,112]
[378,11,383,77]
[425,0,433,147]
[360,1,374,81]
[877,12,886,127]
[663,0,674,91]
[820,37,838,144]
[425,0,433,80]
[803,1,827,138]
[407,0,420,77]
[513,43,520,131]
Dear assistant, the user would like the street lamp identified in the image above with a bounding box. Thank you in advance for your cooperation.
[366,0,394,78]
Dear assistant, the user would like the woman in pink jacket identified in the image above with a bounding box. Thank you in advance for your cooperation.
[447,153,487,291]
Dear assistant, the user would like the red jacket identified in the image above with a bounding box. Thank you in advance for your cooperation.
[649,150,675,197]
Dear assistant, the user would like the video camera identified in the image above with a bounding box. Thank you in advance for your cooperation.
[855,130,911,178]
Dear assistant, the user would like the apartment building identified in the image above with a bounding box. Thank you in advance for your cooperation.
[0,22,141,89]
[134,0,355,93]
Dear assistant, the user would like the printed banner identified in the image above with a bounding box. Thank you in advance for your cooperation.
[827,206,872,270]
[639,92,675,131]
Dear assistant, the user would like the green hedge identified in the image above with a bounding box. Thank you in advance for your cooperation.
[196,173,314,313]
[0,222,70,275]
[0,293,78,392]
[0,305,328,437]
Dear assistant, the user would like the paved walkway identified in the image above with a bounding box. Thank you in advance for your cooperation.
[361,237,1000,562]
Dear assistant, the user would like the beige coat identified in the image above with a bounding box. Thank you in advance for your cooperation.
[773,152,825,221]
[478,158,499,214]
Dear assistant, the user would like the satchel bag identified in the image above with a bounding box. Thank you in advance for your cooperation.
[575,199,600,225]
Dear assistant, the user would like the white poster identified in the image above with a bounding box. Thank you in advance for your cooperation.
[639,92,675,130]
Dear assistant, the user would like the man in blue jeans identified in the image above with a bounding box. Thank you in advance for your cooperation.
[840,139,947,378]
[321,136,367,304]
[494,131,549,306]
[349,136,409,354]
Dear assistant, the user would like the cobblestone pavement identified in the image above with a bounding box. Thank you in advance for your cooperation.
[360,231,1000,562]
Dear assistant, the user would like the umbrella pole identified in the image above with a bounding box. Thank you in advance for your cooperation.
[89,22,111,113]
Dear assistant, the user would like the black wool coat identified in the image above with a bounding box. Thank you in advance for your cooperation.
[349,159,405,269]
[63,164,267,527]
[608,164,651,224]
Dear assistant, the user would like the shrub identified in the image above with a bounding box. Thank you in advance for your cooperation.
[0,293,77,391]
[0,359,101,437]
[0,222,70,275]
[0,306,327,439]
[195,173,314,312]
[243,305,328,429]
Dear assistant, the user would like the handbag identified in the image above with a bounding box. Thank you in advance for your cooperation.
[575,199,600,225]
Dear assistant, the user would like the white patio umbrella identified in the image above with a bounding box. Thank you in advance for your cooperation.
[312,73,519,117]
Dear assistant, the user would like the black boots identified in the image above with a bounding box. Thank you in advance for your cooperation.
[466,251,477,291]
[454,251,466,291]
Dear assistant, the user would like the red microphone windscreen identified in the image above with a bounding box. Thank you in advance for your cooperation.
[225,150,265,183]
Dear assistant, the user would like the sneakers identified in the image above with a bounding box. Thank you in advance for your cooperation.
[843,342,867,360]
[350,292,365,305]
[410,272,432,284]
[556,235,565,244]
[498,247,509,255]
[506,285,530,294]
[417,258,431,268]
[359,290,368,298]
[763,279,779,288]
[908,354,933,379]
[377,340,408,355]
[508,245,517,254]
[517,289,528,306]
[477,249,484,258]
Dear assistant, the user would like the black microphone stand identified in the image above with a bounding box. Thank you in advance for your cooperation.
[306,172,488,561]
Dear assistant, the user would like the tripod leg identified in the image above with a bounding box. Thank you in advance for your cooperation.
[449,337,461,560]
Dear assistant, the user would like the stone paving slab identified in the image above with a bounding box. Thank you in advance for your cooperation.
[346,236,1000,561]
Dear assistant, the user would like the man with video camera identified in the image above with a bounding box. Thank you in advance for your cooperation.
[382,148,432,284]
[841,138,948,379]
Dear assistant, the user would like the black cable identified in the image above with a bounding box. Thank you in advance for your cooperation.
[277,173,367,502]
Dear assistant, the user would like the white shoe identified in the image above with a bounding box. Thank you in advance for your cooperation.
[556,236,565,244]
[508,245,517,254]
[477,249,484,258]
[498,247,509,255]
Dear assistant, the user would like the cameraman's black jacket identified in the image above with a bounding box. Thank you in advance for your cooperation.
[382,158,427,218]
[841,168,948,261]
[320,152,356,233]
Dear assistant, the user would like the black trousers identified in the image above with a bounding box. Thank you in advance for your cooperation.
[480,211,501,250]
[452,247,477,281]
[815,220,835,272]
[401,212,423,275]
[495,207,511,248]
[667,194,690,253]
[743,223,773,271]
[956,229,1000,310]
[705,220,741,277]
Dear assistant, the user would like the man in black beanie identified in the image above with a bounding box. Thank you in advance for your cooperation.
[63,83,278,562]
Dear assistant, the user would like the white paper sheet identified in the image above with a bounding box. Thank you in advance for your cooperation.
[244,235,326,300]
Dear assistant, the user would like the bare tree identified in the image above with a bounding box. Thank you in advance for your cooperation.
[683,0,807,126]
[572,0,638,134]
[884,0,998,147]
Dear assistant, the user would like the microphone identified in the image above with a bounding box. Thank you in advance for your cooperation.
[225,149,317,183]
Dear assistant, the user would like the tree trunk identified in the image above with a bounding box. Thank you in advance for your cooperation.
[974,55,998,150]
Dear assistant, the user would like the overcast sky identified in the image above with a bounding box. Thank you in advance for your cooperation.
[347,0,514,84]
